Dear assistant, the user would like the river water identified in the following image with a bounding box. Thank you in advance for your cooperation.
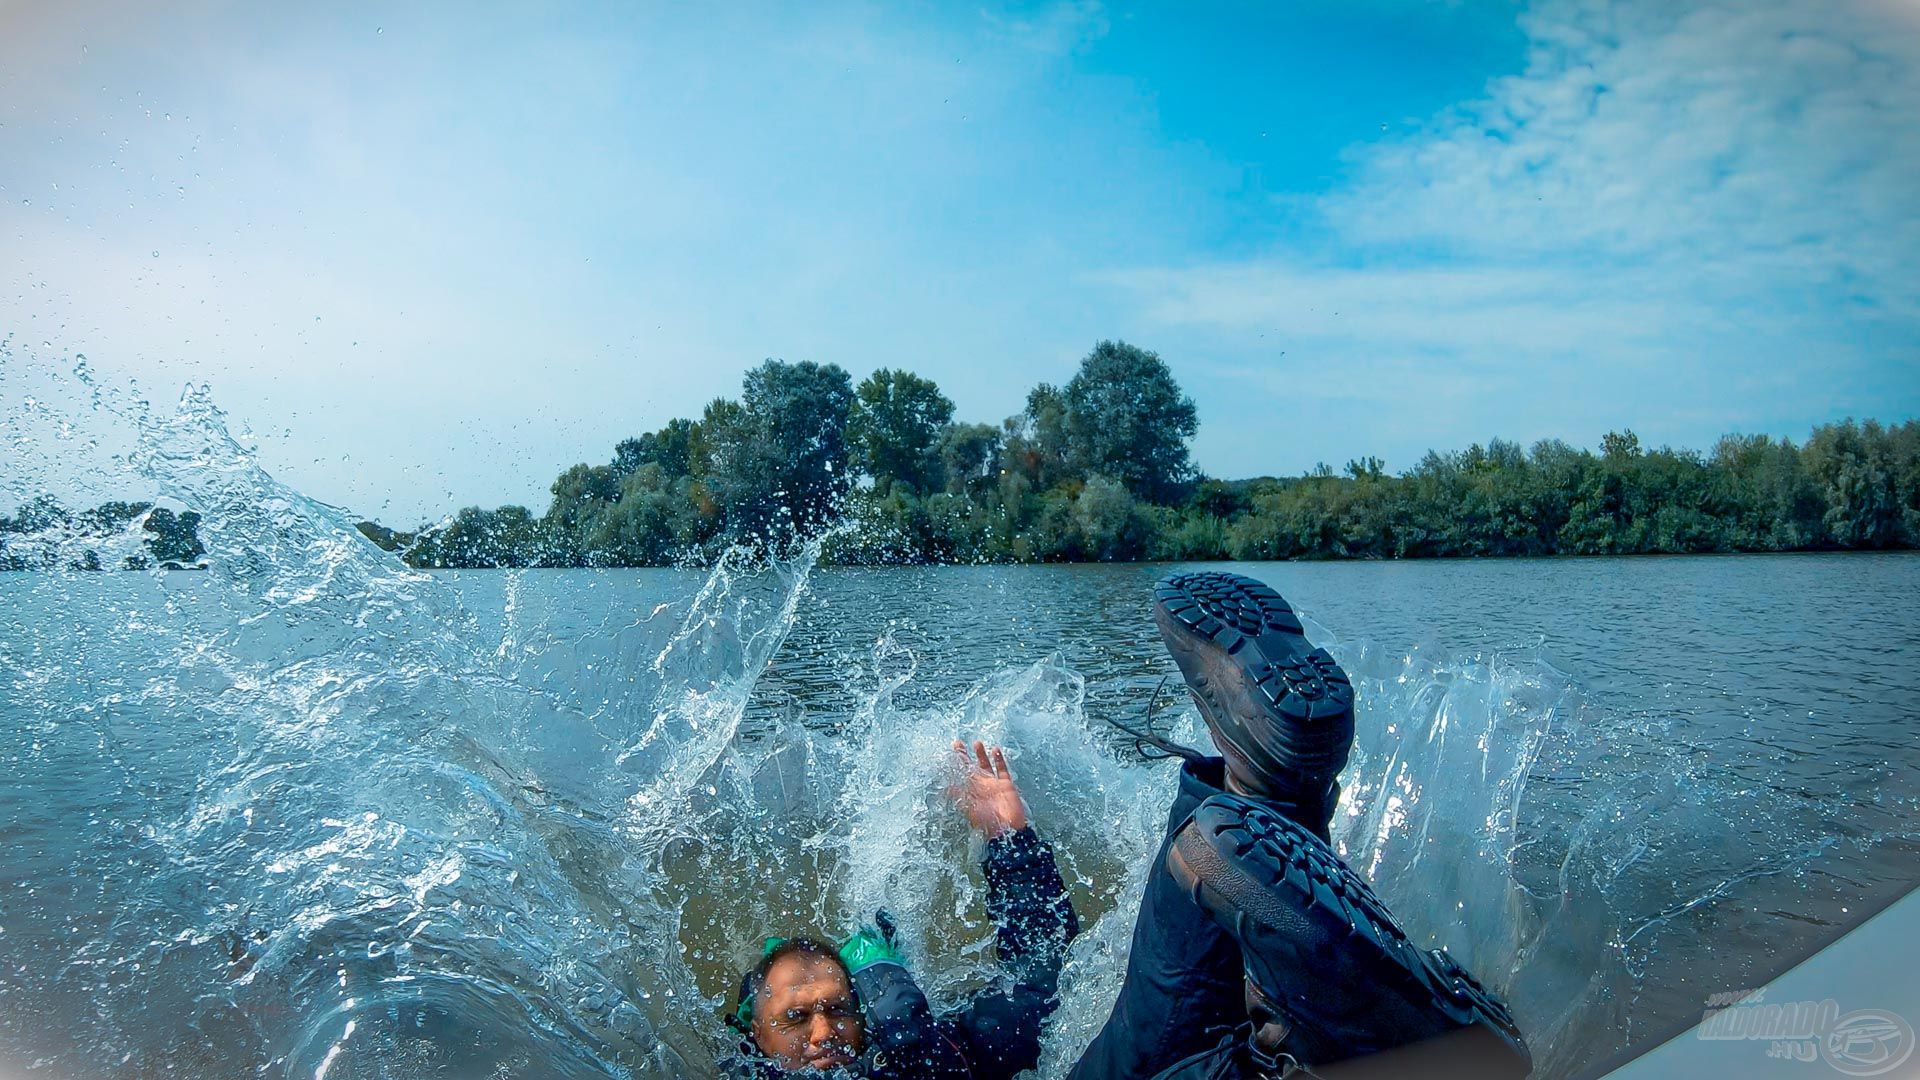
[2,386,1917,1080]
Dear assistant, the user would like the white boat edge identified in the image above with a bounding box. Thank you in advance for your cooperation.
[1597,884,1920,1079]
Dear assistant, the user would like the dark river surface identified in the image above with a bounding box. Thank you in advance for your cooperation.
[3,550,1916,1079]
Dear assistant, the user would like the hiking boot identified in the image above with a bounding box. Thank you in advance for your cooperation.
[1166,793,1531,1076]
[1153,571,1352,837]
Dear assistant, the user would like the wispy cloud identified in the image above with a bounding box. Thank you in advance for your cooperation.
[1328,0,1920,307]
[4,0,1915,513]
[1117,0,1920,470]
[981,0,1110,55]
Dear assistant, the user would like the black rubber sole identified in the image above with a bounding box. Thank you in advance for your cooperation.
[1152,572,1355,793]
[1168,794,1529,1071]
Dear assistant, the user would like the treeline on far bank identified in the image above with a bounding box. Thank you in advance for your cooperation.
[0,500,205,571]
[357,341,1920,567]
[7,340,1916,572]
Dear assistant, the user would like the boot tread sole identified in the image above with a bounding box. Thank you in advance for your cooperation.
[1169,796,1527,1057]
[1153,572,1357,788]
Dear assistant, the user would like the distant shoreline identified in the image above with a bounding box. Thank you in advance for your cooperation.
[7,546,1917,577]
[403,546,1920,571]
[363,354,1919,572]
[8,347,1916,573]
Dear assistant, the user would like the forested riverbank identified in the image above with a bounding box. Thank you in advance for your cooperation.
[6,341,1917,570]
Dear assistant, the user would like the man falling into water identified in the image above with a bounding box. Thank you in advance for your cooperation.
[724,572,1531,1079]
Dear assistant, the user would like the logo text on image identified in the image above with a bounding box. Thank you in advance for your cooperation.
[1698,991,1915,1076]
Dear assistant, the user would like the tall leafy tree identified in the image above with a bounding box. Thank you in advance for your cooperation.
[690,397,747,476]
[355,519,408,552]
[936,422,1002,496]
[542,463,621,564]
[589,464,707,565]
[698,360,855,537]
[143,507,206,566]
[413,505,541,568]
[614,418,697,480]
[1711,434,1823,549]
[1062,340,1199,504]
[3,494,71,534]
[1000,384,1071,491]
[1805,419,1903,548]
[1074,474,1151,560]
[1601,429,1643,461]
[848,369,955,494]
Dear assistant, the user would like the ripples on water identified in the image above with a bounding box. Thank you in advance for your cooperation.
[3,361,1916,1079]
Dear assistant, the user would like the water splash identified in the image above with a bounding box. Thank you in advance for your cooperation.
[4,362,1906,1079]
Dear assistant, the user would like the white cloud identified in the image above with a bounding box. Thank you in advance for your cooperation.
[6,0,1915,511]
[1115,0,1920,469]
[981,0,1111,55]
[1331,0,1920,304]
[1,2,1125,520]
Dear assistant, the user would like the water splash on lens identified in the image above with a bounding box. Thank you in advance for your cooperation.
[6,359,1908,1080]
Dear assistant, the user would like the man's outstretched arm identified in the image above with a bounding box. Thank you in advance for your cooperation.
[949,740,1081,1080]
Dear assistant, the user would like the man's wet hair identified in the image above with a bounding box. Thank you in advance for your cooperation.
[744,937,853,1023]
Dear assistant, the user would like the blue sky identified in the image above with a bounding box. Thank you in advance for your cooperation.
[3,0,1916,524]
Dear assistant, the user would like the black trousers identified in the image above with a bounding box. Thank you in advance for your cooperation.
[1068,758,1247,1080]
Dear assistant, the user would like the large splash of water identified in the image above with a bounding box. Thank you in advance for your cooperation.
[8,352,1877,1079]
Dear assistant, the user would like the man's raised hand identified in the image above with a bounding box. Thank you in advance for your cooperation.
[950,739,1030,838]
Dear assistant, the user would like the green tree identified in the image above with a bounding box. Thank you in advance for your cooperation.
[356,519,411,552]
[698,360,856,538]
[143,507,206,566]
[1601,429,1642,461]
[1151,506,1230,560]
[1345,457,1386,481]
[614,418,697,480]
[542,463,621,564]
[848,369,954,494]
[923,490,997,561]
[690,397,747,478]
[75,500,150,535]
[1804,419,1902,548]
[1000,384,1072,491]
[4,494,71,534]
[1189,479,1250,521]
[1073,474,1152,560]
[1021,484,1080,561]
[936,422,1001,496]
[1063,340,1199,504]
[1891,420,1920,546]
[590,465,707,565]
[1711,434,1822,550]
[417,505,542,568]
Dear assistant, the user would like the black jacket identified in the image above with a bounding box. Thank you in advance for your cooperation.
[722,827,1080,1079]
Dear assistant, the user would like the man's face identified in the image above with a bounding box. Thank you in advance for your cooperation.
[750,952,865,1071]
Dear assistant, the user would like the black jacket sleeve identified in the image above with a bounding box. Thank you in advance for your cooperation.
[949,826,1081,1080]
[847,960,974,1080]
